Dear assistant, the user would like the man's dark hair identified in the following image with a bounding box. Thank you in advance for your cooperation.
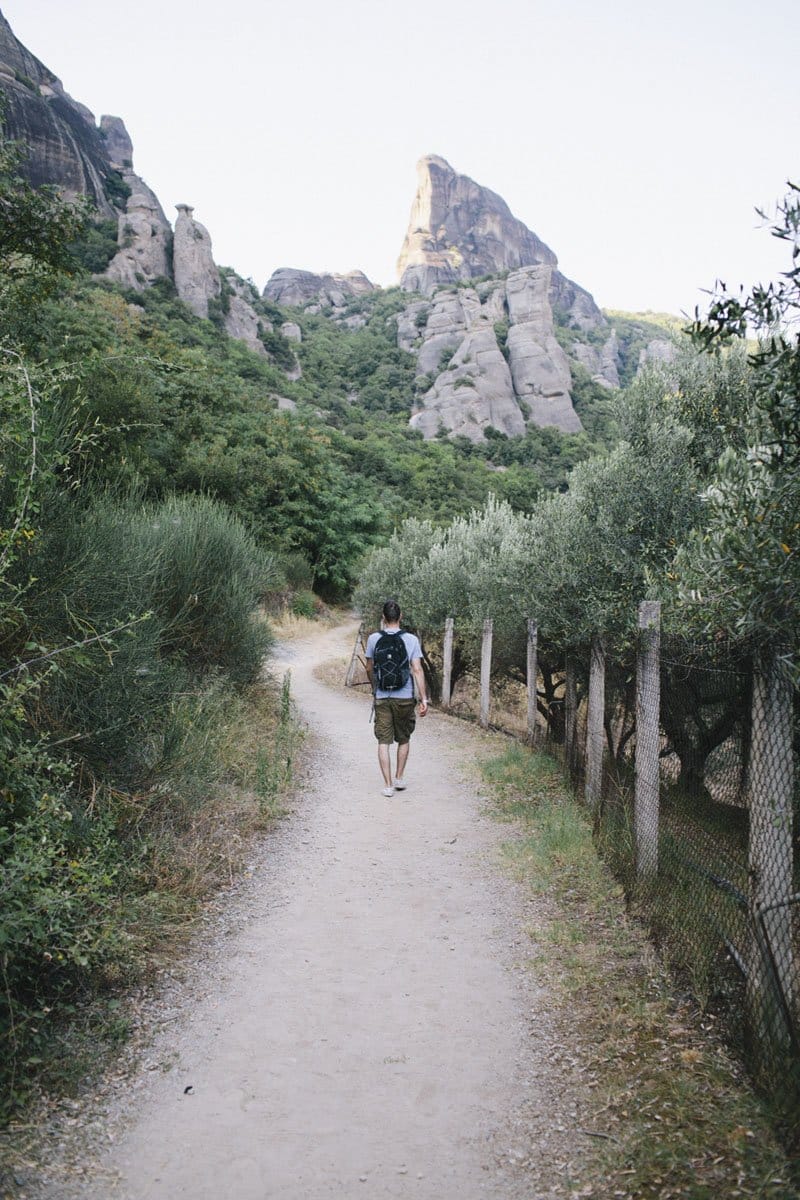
[382,599,401,624]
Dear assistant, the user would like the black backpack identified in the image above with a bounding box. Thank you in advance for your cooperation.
[372,631,411,692]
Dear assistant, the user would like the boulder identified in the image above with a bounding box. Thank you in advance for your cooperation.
[571,330,622,389]
[173,204,221,319]
[281,321,302,343]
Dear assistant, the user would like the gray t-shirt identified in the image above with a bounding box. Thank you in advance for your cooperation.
[366,629,422,700]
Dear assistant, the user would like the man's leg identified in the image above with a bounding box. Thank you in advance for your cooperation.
[374,702,395,791]
[378,742,393,788]
[395,740,410,783]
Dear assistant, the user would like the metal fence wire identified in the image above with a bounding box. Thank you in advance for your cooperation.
[533,611,799,1131]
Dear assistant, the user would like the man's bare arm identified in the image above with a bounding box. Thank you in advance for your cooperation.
[411,660,429,712]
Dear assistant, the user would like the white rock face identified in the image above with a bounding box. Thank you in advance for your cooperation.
[504,266,582,432]
[99,114,133,168]
[281,321,302,343]
[222,276,266,356]
[264,268,374,308]
[411,325,522,442]
[105,171,172,289]
[173,204,221,319]
[397,154,557,295]
[404,268,586,440]
[639,338,678,368]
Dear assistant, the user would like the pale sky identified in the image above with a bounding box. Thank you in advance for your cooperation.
[4,0,798,316]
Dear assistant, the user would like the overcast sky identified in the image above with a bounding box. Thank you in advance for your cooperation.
[4,0,798,315]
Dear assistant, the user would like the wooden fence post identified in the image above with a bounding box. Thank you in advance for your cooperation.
[441,617,454,709]
[564,655,577,778]
[747,649,796,1057]
[635,601,661,879]
[344,621,367,687]
[526,619,538,744]
[480,618,493,729]
[584,636,605,811]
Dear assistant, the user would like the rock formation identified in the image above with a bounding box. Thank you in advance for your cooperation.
[172,204,221,320]
[105,169,173,289]
[405,265,583,440]
[397,155,557,295]
[263,268,374,309]
[0,10,116,217]
[394,155,633,438]
[221,274,269,356]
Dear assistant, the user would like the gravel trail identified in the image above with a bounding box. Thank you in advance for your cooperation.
[53,622,585,1199]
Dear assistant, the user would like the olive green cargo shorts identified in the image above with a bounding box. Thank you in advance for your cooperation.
[373,698,416,745]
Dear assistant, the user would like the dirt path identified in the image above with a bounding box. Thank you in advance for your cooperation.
[58,622,585,1199]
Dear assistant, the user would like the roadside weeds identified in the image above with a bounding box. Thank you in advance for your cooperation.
[481,744,799,1200]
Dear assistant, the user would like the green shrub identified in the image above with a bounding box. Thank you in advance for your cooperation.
[291,589,316,619]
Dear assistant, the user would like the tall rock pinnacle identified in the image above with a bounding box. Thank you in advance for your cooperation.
[397,154,557,295]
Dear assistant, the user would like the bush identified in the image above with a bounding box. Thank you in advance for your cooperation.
[291,589,316,619]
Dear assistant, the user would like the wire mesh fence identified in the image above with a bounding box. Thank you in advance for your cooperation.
[532,610,800,1135]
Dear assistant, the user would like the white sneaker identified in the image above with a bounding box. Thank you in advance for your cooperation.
[394,779,407,791]
[382,787,394,797]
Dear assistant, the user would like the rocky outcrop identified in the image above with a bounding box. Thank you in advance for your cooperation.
[572,331,621,389]
[639,338,678,368]
[397,155,557,295]
[99,115,133,168]
[281,322,302,343]
[407,265,583,439]
[172,204,221,319]
[411,322,523,442]
[105,170,172,288]
[504,266,581,432]
[263,268,374,308]
[222,274,268,355]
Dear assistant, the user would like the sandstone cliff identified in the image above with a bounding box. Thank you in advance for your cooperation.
[397,155,557,295]
[394,156,626,438]
[0,9,117,217]
[263,268,375,309]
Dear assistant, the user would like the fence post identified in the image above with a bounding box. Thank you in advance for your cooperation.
[564,655,577,778]
[441,617,454,709]
[344,620,367,687]
[526,619,538,744]
[746,648,796,1057]
[480,618,493,729]
[584,636,605,811]
[635,601,661,879]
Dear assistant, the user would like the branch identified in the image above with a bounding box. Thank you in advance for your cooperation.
[0,613,151,682]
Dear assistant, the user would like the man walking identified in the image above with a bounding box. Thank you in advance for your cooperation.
[365,600,429,797]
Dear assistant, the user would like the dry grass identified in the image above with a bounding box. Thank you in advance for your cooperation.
[482,744,800,1199]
